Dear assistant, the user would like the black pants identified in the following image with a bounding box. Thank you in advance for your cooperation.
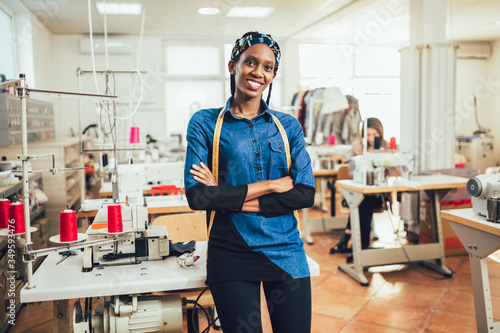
[346,195,381,249]
[209,277,311,333]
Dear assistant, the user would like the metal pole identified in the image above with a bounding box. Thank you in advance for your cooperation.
[19,74,34,289]
[77,68,85,202]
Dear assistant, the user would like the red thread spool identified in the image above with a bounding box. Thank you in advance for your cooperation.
[107,204,123,233]
[0,198,10,229]
[9,202,25,234]
[60,209,77,242]
[389,137,397,149]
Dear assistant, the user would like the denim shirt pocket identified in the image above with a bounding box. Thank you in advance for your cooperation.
[269,140,287,169]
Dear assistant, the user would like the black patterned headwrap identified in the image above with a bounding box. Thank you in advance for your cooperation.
[231,32,281,73]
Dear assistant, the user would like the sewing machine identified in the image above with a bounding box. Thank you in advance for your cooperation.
[306,145,352,171]
[349,151,414,185]
[83,203,169,269]
[467,173,500,221]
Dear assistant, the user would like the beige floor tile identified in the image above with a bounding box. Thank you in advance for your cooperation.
[312,288,368,319]
[354,299,432,332]
[424,309,476,333]
[311,313,347,333]
[389,264,452,288]
[456,256,471,273]
[448,271,473,292]
[436,288,475,316]
[319,270,390,297]
[374,281,444,308]
[340,320,409,333]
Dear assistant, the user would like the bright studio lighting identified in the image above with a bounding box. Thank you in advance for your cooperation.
[198,7,220,15]
[96,2,142,15]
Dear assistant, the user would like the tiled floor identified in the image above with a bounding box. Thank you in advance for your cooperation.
[5,207,500,332]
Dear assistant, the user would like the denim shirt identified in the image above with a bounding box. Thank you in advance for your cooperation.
[184,97,315,281]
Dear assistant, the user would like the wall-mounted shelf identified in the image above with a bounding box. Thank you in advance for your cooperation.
[0,93,55,147]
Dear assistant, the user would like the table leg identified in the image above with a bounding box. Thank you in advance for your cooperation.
[53,299,69,333]
[319,179,328,212]
[338,189,368,286]
[449,221,500,332]
[422,189,453,276]
[302,208,314,245]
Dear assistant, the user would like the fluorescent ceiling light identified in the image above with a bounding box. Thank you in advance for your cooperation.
[96,2,142,15]
[226,6,274,18]
[198,7,220,15]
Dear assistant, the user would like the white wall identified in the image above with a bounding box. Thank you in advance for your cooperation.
[454,58,488,137]
[484,40,500,163]
[31,15,52,89]
[454,44,500,168]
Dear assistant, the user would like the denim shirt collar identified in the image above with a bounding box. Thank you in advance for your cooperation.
[221,96,273,122]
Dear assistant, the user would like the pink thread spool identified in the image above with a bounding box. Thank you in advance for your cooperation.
[0,198,10,229]
[107,204,123,233]
[129,126,140,144]
[328,134,336,145]
[60,209,77,242]
[8,202,25,234]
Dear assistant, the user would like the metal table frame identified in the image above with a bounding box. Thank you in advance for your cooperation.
[442,208,500,333]
[337,175,467,286]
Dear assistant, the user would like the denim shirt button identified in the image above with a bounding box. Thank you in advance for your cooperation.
[252,138,257,143]
[249,123,253,128]
[257,167,262,172]
[256,152,260,157]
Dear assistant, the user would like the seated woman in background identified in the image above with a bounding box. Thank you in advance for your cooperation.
[330,117,391,260]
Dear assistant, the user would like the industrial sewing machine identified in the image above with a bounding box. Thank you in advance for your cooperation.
[467,173,500,222]
[82,203,170,269]
[306,145,352,171]
[349,151,414,185]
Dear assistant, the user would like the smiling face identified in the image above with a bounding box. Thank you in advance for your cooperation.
[228,43,277,101]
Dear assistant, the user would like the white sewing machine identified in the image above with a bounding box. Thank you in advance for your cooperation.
[83,203,169,269]
[306,145,352,171]
[467,173,500,222]
[105,162,184,202]
[349,151,414,185]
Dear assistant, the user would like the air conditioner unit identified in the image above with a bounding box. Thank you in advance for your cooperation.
[456,43,491,59]
[79,37,132,54]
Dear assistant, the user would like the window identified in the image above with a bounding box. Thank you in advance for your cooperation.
[165,42,284,141]
[299,43,401,142]
[0,5,16,79]
[166,45,221,76]
[164,44,226,141]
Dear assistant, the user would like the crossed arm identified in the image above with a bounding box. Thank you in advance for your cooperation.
[189,162,294,213]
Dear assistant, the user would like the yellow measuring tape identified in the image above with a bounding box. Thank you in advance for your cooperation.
[207,110,301,237]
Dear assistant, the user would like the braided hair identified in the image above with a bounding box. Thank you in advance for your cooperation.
[230,31,281,106]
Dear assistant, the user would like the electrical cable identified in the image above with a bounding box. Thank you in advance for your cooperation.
[383,200,455,280]
[87,0,145,122]
[103,0,109,71]
[180,287,226,333]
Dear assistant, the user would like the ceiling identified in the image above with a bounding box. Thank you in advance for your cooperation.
[17,0,500,43]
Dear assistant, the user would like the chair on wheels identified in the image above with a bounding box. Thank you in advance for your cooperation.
[152,213,219,332]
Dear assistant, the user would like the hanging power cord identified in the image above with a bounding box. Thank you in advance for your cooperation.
[382,200,455,280]
[180,287,221,333]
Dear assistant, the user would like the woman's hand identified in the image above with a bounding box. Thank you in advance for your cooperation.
[190,162,218,186]
[270,176,294,193]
